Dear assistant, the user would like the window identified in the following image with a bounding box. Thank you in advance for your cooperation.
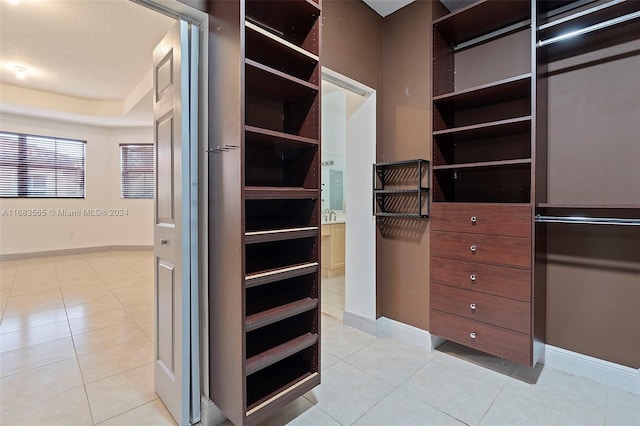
[120,144,153,199]
[0,132,86,198]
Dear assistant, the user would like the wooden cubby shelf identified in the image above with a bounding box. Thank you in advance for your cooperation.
[245,262,318,288]
[433,0,530,45]
[433,74,531,108]
[246,333,318,376]
[245,126,318,147]
[245,0,320,52]
[245,298,318,332]
[245,227,318,244]
[245,187,319,200]
[433,158,532,170]
[432,116,531,140]
[245,59,318,101]
[210,1,322,422]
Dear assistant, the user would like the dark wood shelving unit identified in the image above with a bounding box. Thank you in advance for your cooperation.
[209,1,321,424]
[246,298,318,332]
[433,74,531,108]
[245,126,318,147]
[245,187,319,200]
[433,0,530,45]
[245,262,319,288]
[373,159,430,218]
[433,158,532,170]
[432,116,532,138]
[245,227,318,244]
[246,333,318,375]
[430,0,544,367]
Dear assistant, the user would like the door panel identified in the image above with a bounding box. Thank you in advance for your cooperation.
[157,113,175,224]
[157,259,176,375]
[153,20,189,425]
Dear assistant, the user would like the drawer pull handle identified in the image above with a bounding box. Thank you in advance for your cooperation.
[470,216,477,224]
[470,303,476,310]
[470,274,476,282]
[470,245,477,253]
[470,332,477,339]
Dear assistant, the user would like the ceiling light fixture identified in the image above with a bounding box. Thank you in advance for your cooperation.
[14,66,28,79]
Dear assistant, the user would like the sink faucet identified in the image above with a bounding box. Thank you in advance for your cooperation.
[329,211,337,221]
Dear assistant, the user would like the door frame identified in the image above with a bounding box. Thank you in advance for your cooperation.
[133,1,208,424]
[321,68,378,329]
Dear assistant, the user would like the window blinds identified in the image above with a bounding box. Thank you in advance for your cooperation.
[120,144,154,199]
[0,132,86,198]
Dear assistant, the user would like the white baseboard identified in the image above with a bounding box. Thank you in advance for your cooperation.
[0,245,152,261]
[343,311,377,336]
[199,396,229,426]
[376,317,436,351]
[544,345,640,396]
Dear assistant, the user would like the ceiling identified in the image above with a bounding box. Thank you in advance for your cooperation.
[0,0,175,127]
[363,0,473,16]
[0,0,474,128]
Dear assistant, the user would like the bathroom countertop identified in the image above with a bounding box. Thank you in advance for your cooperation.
[321,218,346,225]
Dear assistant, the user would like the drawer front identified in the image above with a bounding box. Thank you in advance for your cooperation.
[430,203,531,238]
[431,231,531,269]
[431,257,531,302]
[430,310,531,366]
[430,283,530,334]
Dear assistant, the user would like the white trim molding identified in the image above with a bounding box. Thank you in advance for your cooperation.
[376,317,438,351]
[544,345,640,395]
[0,245,153,261]
[343,311,377,336]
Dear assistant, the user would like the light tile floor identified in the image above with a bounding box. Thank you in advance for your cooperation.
[1,252,638,426]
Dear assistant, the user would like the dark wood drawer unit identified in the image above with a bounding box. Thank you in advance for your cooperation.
[431,283,530,334]
[431,310,531,366]
[431,257,530,302]
[430,203,531,237]
[431,230,531,269]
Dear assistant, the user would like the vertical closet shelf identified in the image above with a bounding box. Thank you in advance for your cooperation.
[210,1,322,424]
[430,0,544,367]
[373,159,430,218]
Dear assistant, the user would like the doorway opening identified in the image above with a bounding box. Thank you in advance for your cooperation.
[0,1,206,425]
[320,69,377,329]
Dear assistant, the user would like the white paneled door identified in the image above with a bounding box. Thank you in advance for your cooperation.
[153,19,199,426]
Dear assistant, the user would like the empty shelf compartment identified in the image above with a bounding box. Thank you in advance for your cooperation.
[246,198,318,232]
[246,310,317,361]
[433,76,531,131]
[434,132,531,166]
[246,346,318,410]
[245,237,318,275]
[246,21,319,84]
[245,0,320,55]
[433,163,532,203]
[245,137,318,188]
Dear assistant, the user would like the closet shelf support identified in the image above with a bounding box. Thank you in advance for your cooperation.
[535,215,640,226]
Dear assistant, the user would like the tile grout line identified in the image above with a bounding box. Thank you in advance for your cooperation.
[54,256,98,426]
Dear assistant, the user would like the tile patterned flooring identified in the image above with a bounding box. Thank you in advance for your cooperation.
[1,251,638,426]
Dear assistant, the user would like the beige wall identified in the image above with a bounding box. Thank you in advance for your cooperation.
[0,113,153,256]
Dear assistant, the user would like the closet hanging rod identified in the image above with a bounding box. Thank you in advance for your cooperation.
[535,215,640,226]
[537,10,640,47]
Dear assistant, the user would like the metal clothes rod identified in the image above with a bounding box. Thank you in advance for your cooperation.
[537,10,640,47]
[535,215,640,226]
